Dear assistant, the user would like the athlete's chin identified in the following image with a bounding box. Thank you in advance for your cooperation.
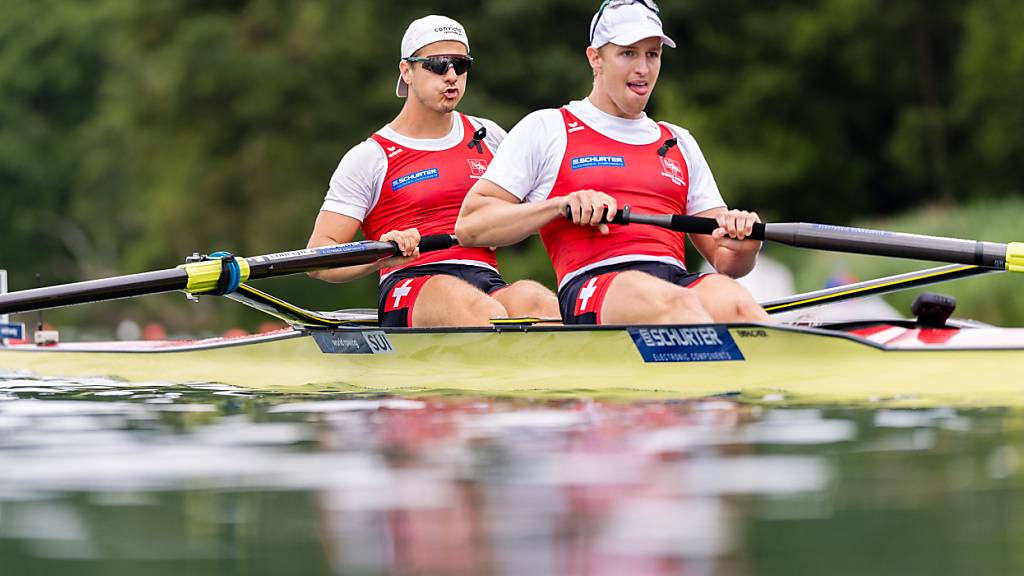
[616,94,650,117]
[436,99,460,113]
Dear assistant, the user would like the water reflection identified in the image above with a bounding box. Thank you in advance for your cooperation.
[0,373,1021,575]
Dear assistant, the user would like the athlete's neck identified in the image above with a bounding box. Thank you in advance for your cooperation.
[586,90,644,120]
[389,102,456,139]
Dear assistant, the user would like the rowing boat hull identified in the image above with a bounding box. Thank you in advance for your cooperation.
[3,323,1024,407]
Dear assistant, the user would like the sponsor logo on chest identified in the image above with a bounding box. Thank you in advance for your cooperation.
[571,155,626,170]
[391,168,440,191]
[659,156,686,187]
[466,158,488,179]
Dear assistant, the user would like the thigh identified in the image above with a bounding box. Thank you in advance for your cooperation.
[411,274,507,327]
[600,270,712,325]
[560,269,710,325]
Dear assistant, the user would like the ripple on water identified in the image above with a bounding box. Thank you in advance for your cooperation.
[0,371,1013,573]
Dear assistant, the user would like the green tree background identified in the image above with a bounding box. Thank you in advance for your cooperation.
[1,0,1022,331]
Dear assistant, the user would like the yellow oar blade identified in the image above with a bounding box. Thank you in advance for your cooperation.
[1007,242,1024,272]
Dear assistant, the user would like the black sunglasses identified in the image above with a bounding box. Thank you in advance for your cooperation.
[402,54,474,76]
[589,0,661,45]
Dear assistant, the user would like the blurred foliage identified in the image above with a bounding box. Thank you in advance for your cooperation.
[0,0,1022,330]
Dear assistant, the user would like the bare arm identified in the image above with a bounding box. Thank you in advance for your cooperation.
[688,207,762,278]
[306,211,418,283]
[456,179,618,247]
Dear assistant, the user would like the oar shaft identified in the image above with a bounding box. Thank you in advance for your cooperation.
[0,269,188,316]
[0,234,458,315]
[244,240,400,280]
[612,208,1013,270]
[763,223,1009,269]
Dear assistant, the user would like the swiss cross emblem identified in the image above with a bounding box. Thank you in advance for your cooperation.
[577,277,598,313]
[660,157,686,187]
[467,158,488,179]
[387,278,415,311]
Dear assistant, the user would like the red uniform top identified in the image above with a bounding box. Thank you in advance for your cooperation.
[367,113,498,277]
[539,108,690,285]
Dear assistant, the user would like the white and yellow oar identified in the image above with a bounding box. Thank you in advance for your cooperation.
[604,205,1024,272]
[0,235,457,315]
[581,205,1023,313]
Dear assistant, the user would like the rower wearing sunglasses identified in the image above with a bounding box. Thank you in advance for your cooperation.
[307,15,558,327]
[456,1,769,325]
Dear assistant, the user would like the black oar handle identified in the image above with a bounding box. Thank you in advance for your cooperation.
[562,204,766,240]
[415,234,459,253]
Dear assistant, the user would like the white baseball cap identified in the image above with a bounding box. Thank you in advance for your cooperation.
[396,15,470,97]
[589,1,676,50]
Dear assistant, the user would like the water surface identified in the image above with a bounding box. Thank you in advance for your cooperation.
[1,373,1021,575]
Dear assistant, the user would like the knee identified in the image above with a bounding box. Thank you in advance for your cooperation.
[466,297,507,323]
[509,280,548,295]
[504,280,558,314]
[734,298,768,322]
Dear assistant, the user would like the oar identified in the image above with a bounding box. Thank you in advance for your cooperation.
[226,283,378,328]
[760,264,997,314]
[0,235,457,315]
[592,205,1024,272]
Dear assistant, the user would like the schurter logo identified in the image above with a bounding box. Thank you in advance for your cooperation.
[467,158,488,179]
[571,155,625,170]
[392,168,440,191]
[628,326,745,363]
[434,25,465,36]
[660,157,686,186]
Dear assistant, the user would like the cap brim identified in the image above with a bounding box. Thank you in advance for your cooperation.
[602,30,676,49]
[396,76,408,98]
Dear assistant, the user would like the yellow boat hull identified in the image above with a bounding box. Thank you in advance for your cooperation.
[3,324,1024,407]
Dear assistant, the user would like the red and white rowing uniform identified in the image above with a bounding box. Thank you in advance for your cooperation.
[540,107,689,284]
[481,98,726,323]
[319,112,508,326]
[483,96,724,289]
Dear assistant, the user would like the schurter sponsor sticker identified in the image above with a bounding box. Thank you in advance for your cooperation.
[628,326,744,363]
[392,168,440,191]
[312,330,395,354]
[571,155,625,170]
[0,322,25,340]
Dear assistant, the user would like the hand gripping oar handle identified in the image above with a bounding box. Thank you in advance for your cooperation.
[0,234,459,315]
[563,204,1020,270]
[562,204,766,239]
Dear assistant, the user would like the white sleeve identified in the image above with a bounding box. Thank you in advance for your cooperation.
[320,140,387,221]
[469,116,508,153]
[481,109,566,203]
[665,124,726,215]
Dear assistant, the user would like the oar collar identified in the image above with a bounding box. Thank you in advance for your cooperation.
[1008,242,1024,273]
[179,255,251,295]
